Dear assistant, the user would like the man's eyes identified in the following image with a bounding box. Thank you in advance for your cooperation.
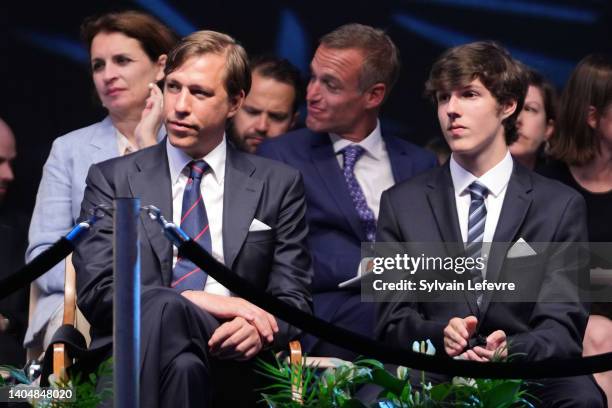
[436,93,450,103]
[244,107,261,115]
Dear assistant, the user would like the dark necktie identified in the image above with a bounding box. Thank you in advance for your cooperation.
[465,180,489,306]
[171,160,212,292]
[341,145,377,242]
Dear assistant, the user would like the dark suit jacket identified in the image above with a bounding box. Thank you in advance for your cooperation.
[376,162,589,361]
[74,140,313,349]
[257,128,437,293]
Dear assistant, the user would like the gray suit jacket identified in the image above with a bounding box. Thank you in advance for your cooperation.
[73,140,313,349]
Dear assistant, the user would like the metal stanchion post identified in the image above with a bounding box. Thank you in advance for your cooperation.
[113,198,140,408]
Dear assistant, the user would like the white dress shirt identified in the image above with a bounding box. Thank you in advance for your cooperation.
[450,150,514,276]
[166,136,230,296]
[329,120,395,219]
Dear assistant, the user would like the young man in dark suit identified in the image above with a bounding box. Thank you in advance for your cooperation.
[74,31,313,407]
[376,42,604,407]
[257,23,436,360]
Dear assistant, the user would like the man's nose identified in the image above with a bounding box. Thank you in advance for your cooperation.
[446,95,461,117]
[254,114,269,134]
[516,111,525,128]
[0,162,14,183]
[174,89,191,114]
[306,80,320,102]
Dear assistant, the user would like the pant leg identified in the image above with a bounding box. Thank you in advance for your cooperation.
[160,351,209,407]
[528,375,606,408]
[140,288,220,408]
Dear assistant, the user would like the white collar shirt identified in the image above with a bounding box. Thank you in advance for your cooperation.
[329,120,395,218]
[450,150,513,244]
[166,136,230,296]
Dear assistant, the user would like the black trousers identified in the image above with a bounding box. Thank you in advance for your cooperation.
[91,288,268,408]
[140,287,272,408]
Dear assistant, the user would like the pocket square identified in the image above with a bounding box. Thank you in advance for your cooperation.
[249,218,271,232]
[507,237,537,258]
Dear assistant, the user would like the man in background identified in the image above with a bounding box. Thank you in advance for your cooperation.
[258,24,436,359]
[0,117,28,367]
[229,56,303,153]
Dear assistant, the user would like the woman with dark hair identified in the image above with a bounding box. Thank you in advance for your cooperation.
[510,68,557,170]
[542,53,612,402]
[25,10,178,352]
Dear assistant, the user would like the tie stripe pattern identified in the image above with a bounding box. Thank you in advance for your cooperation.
[341,145,377,242]
[171,160,212,292]
[466,181,488,306]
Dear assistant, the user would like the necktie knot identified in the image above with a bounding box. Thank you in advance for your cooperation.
[468,181,488,202]
[342,145,365,172]
[188,160,209,181]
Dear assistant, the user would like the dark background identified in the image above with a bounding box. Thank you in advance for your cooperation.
[0,0,610,216]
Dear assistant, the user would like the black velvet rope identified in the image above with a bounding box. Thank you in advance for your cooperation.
[0,237,74,300]
[4,232,611,378]
[180,239,612,379]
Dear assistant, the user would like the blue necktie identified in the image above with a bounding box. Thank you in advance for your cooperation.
[465,181,488,306]
[341,145,377,242]
[171,160,212,292]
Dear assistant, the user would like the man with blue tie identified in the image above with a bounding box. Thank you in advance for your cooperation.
[74,30,313,407]
[257,23,436,359]
[376,41,604,407]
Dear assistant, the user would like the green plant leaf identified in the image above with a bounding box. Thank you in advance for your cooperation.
[370,368,405,394]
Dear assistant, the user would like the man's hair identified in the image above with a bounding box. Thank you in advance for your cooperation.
[165,30,251,99]
[524,67,558,123]
[424,41,528,144]
[319,23,400,102]
[549,53,612,165]
[81,10,178,63]
[251,55,304,113]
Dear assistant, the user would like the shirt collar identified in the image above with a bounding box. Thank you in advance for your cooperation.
[115,130,137,156]
[114,125,166,155]
[450,150,513,198]
[329,120,384,160]
[166,134,227,186]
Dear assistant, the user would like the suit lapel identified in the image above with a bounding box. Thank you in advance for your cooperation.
[222,146,263,270]
[426,165,479,315]
[426,165,463,244]
[128,143,174,286]
[310,133,366,241]
[88,116,121,164]
[479,164,533,317]
[384,133,412,183]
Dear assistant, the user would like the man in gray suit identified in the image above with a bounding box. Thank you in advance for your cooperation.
[74,30,313,407]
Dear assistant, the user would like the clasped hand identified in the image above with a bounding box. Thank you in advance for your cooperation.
[443,316,507,361]
[181,291,279,361]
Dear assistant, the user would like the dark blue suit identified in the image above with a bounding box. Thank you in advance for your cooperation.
[258,127,436,358]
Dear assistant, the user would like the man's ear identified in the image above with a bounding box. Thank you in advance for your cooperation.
[500,99,518,120]
[155,54,167,82]
[364,83,386,110]
[227,90,246,118]
[587,106,598,130]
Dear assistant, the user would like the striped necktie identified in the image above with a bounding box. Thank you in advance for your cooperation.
[171,160,212,292]
[341,145,377,242]
[465,181,488,306]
